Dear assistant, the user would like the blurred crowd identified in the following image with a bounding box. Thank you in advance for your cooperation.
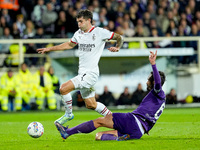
[0,0,200,65]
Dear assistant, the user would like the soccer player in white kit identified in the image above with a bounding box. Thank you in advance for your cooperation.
[37,9,124,125]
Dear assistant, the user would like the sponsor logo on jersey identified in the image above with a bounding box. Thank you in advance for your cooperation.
[79,44,95,52]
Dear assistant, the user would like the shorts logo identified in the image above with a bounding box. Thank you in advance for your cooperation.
[92,34,96,41]
[81,73,86,81]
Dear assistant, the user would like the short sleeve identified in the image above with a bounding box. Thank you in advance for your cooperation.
[99,28,114,41]
[71,31,78,44]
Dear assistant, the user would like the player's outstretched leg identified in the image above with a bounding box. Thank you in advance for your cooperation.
[55,120,97,140]
[55,93,74,125]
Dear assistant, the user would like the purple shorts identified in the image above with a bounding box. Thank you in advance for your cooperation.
[112,113,143,139]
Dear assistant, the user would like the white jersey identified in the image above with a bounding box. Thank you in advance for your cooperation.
[71,26,114,76]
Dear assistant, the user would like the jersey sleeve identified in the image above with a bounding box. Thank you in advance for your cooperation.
[70,31,78,44]
[99,27,114,41]
[152,64,162,93]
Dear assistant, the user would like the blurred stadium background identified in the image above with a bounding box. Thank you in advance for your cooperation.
[0,0,200,111]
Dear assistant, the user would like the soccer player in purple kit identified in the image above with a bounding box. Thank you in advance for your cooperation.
[55,50,166,141]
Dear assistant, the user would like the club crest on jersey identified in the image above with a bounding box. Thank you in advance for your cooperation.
[92,34,96,41]
[78,36,82,39]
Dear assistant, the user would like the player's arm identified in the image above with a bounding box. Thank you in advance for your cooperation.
[149,50,162,92]
[37,41,77,54]
[108,33,124,52]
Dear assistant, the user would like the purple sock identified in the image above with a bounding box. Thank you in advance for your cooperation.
[67,120,96,136]
[101,134,117,141]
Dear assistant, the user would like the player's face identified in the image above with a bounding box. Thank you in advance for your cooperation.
[77,17,91,32]
[146,80,152,91]
[146,75,153,91]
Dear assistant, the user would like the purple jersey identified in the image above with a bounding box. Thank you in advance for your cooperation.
[132,64,165,133]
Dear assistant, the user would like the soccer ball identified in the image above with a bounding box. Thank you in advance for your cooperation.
[27,122,44,138]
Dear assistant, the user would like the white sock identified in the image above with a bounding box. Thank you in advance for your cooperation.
[95,102,112,116]
[62,93,73,116]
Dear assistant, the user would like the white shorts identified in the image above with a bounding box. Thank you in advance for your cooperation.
[70,72,98,99]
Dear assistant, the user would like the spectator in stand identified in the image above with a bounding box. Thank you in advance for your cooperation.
[116,2,126,18]
[0,27,13,54]
[34,27,46,48]
[131,83,146,105]
[172,3,181,25]
[147,1,156,19]
[123,13,134,29]
[166,20,178,37]
[11,22,20,39]
[65,7,78,38]
[121,21,135,37]
[117,87,131,105]
[188,0,196,15]
[135,18,150,37]
[25,43,38,67]
[54,11,69,38]
[185,6,193,25]
[115,16,123,28]
[166,88,177,104]
[149,18,163,36]
[41,2,58,36]
[194,11,200,21]
[143,11,151,28]
[104,0,117,22]
[1,9,13,28]
[156,7,167,34]
[88,5,99,26]
[147,28,160,48]
[106,20,115,31]
[196,20,200,33]
[99,86,115,106]
[0,16,8,29]
[162,10,174,34]
[24,20,36,39]
[32,0,47,27]
[129,4,139,26]
[50,0,61,12]
[135,25,145,37]
[60,0,70,13]
[97,7,108,28]
[16,14,26,38]
[179,19,191,36]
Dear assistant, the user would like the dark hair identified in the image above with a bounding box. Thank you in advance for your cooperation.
[76,9,93,23]
[148,71,166,86]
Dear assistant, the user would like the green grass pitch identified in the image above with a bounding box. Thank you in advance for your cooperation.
[0,108,200,150]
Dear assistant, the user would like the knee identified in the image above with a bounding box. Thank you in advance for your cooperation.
[85,101,97,110]
[93,117,105,127]
[59,85,65,95]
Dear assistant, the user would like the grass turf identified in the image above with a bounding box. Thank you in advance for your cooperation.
[0,108,200,150]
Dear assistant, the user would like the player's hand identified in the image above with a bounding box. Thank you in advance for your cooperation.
[107,47,119,52]
[37,48,51,54]
[149,50,157,65]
